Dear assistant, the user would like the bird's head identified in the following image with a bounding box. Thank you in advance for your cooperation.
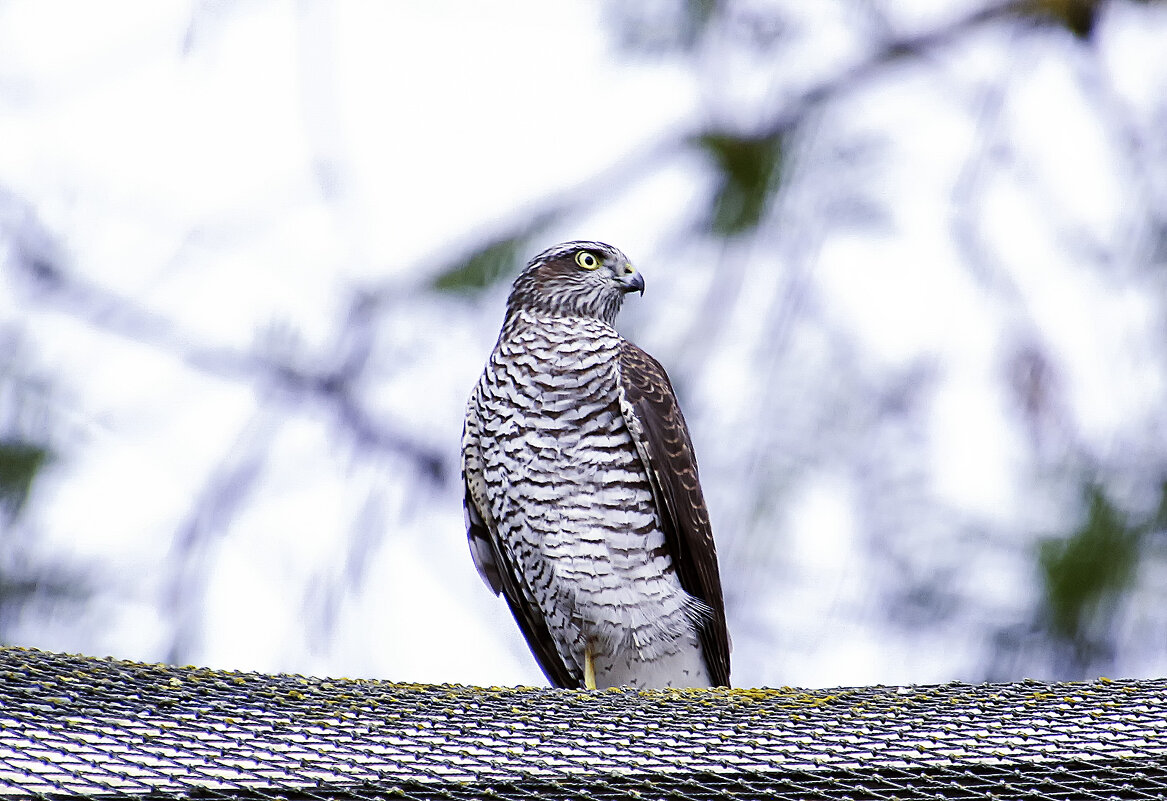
[506,241,644,326]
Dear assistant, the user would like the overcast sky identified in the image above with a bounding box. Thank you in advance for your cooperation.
[2,0,1166,688]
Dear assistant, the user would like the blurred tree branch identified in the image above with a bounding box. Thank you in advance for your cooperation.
[6,213,446,483]
[0,326,91,643]
[1,0,1164,681]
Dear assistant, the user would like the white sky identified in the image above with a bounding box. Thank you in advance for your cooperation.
[1,0,1165,688]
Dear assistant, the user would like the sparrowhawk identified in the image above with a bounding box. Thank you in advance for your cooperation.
[462,241,730,689]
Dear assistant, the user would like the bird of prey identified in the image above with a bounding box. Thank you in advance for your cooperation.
[461,241,730,689]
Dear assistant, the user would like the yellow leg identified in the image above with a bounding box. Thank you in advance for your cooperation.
[584,643,597,690]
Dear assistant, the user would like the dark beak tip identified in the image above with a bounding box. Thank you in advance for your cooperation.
[624,272,646,295]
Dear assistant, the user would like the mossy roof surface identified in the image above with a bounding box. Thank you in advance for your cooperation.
[3,646,1166,800]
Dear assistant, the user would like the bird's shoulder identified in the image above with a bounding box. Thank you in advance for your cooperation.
[616,341,684,417]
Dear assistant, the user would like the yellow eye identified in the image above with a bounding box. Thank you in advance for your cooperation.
[575,251,600,270]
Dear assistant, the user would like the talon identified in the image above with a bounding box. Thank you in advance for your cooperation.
[584,643,597,690]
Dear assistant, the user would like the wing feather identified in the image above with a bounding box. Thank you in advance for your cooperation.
[617,342,731,687]
[461,415,582,689]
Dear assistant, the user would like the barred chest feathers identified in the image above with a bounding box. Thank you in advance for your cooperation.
[471,310,710,687]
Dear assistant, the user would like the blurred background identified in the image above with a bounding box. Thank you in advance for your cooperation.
[1,0,1166,689]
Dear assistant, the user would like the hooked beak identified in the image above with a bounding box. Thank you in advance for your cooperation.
[618,269,645,296]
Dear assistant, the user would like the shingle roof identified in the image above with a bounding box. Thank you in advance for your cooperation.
[2,646,1166,800]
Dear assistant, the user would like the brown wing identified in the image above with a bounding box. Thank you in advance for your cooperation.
[617,342,731,687]
[462,420,583,689]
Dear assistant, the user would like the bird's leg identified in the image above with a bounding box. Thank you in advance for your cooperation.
[584,642,597,690]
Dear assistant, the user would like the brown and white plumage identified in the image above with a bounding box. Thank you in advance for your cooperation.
[462,241,729,689]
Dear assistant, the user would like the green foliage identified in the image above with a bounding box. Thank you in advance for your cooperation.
[1037,483,1143,643]
[696,130,785,236]
[431,235,532,295]
[1023,0,1101,39]
[1153,479,1167,530]
[0,440,49,522]
[0,375,88,643]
